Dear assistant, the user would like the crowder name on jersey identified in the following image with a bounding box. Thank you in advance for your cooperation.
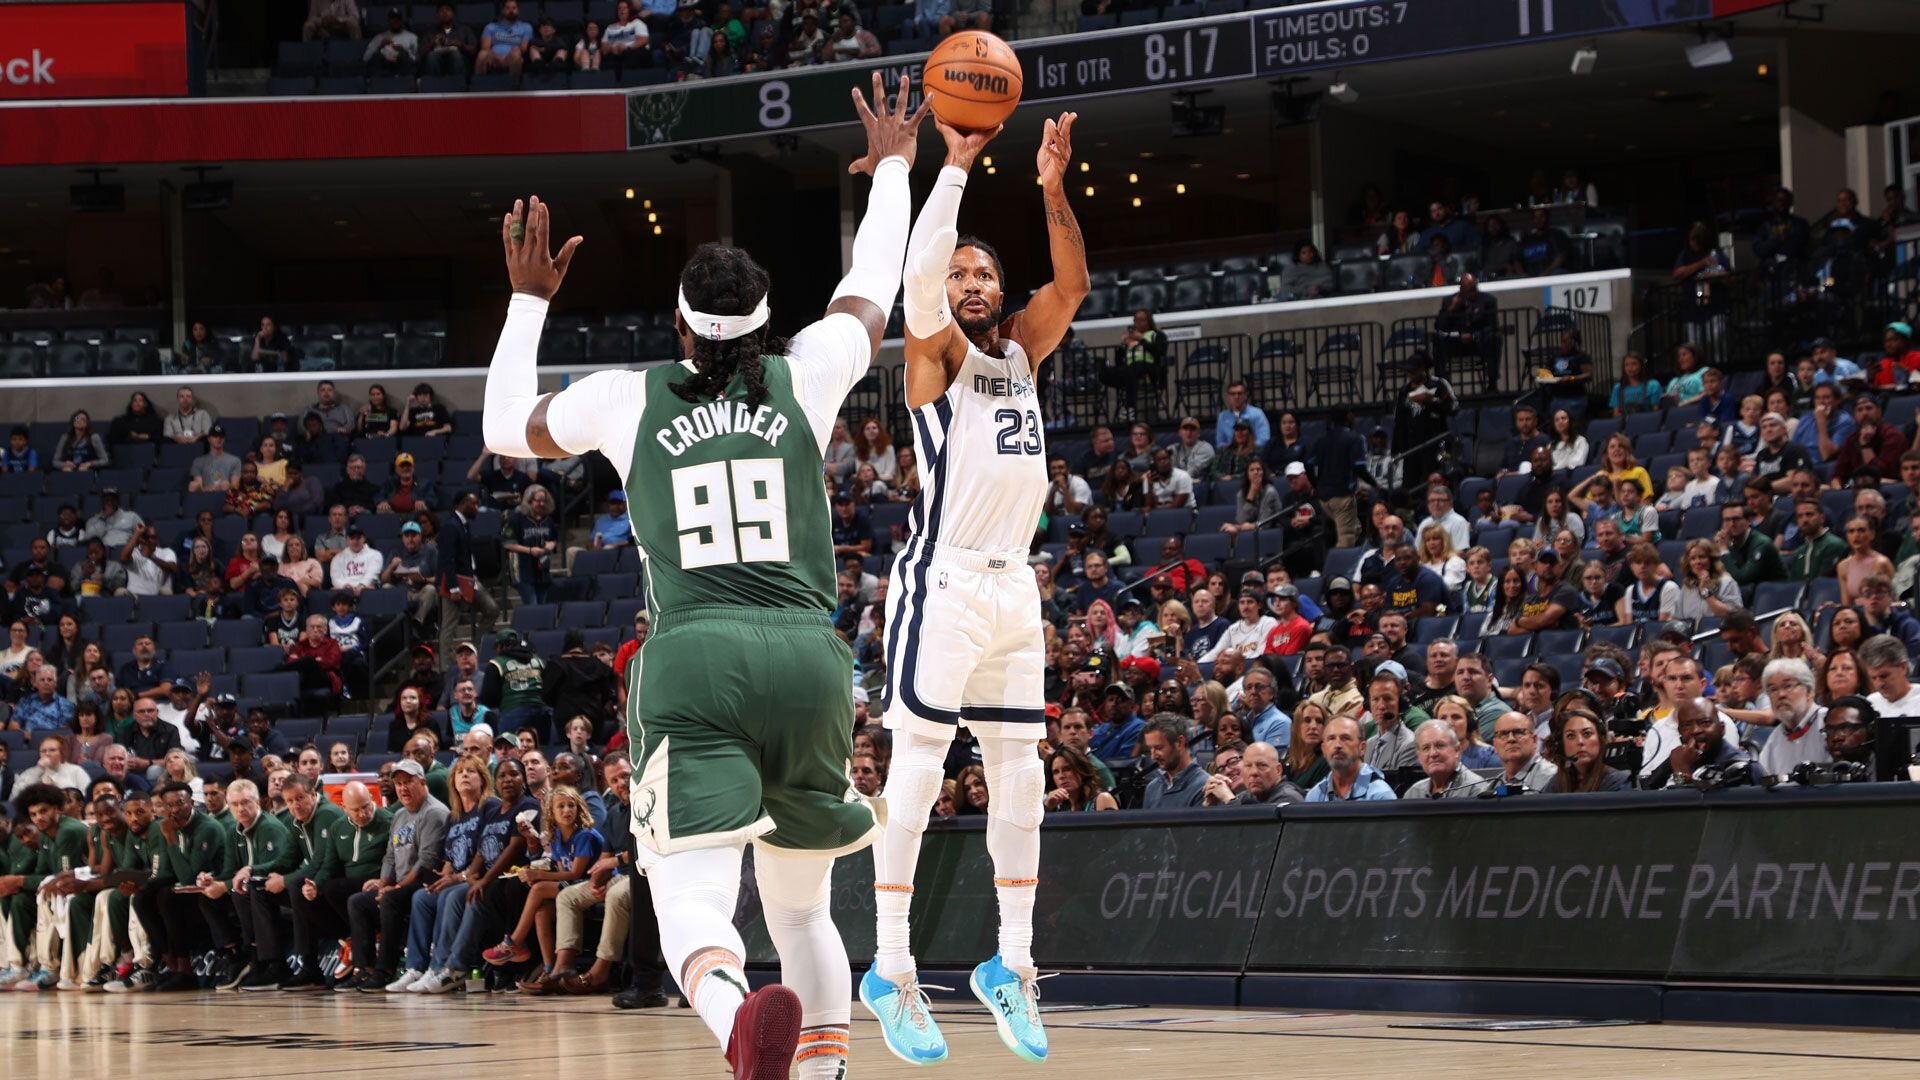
[653,399,792,457]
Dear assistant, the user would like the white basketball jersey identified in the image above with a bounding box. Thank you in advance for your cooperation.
[907,339,1048,554]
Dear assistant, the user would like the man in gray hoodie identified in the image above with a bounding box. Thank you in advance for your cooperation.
[341,758,447,991]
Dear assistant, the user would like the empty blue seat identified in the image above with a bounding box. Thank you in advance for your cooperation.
[154,622,209,651]
[211,619,265,648]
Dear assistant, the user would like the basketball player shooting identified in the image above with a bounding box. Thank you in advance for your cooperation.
[863,108,1088,1066]
[481,74,927,1080]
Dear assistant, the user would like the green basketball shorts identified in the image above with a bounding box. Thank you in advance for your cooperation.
[627,607,879,857]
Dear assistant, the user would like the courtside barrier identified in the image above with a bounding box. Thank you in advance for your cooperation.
[739,786,1920,989]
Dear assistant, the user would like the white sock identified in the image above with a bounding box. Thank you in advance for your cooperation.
[795,1025,850,1080]
[649,846,750,1047]
[982,736,1045,974]
[873,729,948,981]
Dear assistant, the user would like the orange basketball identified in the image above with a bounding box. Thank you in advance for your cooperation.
[923,31,1023,132]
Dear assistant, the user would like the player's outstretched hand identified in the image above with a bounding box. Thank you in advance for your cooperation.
[933,101,1002,172]
[1036,112,1077,192]
[849,70,931,175]
[502,195,583,302]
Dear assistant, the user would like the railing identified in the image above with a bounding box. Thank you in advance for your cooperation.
[1634,236,1920,372]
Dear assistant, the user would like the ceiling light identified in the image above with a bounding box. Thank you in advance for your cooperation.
[1755,62,1770,76]
[1686,38,1733,68]
[1328,81,1358,104]
[1079,162,1090,173]
[1129,173,1138,184]
[1084,185,1095,197]
[985,166,996,175]
[624,187,634,199]
[1570,45,1597,75]
[1175,183,1186,194]
[1131,197,1142,208]
[1236,172,1251,180]
[643,199,652,209]
[982,156,992,167]
[647,211,657,222]
[652,224,662,235]
[1139,151,1153,159]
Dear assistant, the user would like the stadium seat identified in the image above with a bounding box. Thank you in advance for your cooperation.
[1585,623,1636,651]
[1182,532,1233,566]
[169,647,226,675]
[317,75,366,95]
[211,619,266,649]
[560,601,607,628]
[1482,634,1531,661]
[269,76,319,96]
[1751,582,1803,614]
[1123,281,1169,312]
[155,622,210,651]
[276,41,324,75]
[513,604,559,633]
[0,345,40,377]
[1411,616,1459,644]
[1333,260,1378,294]
[1076,13,1119,31]
[1169,275,1214,311]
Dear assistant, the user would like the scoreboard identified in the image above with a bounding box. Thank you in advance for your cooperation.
[628,0,1715,149]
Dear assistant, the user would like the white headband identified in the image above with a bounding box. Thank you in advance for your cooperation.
[678,287,770,342]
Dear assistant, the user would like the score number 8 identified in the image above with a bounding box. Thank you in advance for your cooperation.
[759,80,792,129]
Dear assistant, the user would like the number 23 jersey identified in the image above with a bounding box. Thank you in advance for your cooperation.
[907,338,1048,555]
[541,312,872,617]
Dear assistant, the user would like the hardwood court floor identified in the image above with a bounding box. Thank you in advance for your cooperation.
[6,992,1920,1078]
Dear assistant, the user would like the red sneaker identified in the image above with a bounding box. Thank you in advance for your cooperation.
[724,984,803,1080]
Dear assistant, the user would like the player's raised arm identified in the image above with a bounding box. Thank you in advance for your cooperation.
[827,71,930,358]
[1004,112,1089,369]
[481,197,592,460]
[901,112,1002,382]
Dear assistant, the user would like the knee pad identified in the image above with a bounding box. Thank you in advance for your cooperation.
[881,730,949,833]
[984,747,1046,831]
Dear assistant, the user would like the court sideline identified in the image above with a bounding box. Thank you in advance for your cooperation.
[6,994,1919,1078]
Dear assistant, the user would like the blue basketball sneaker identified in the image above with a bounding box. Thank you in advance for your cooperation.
[969,955,1048,1063]
[858,964,948,1066]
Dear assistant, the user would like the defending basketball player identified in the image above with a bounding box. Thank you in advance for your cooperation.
[481,74,926,1080]
[864,108,1088,1066]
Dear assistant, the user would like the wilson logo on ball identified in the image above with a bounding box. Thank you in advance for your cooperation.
[940,68,1011,96]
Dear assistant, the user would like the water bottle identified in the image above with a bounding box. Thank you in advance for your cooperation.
[467,968,486,995]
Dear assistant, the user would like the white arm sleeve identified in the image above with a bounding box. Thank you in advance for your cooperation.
[481,293,553,459]
[829,155,912,311]
[482,293,646,476]
[903,165,967,339]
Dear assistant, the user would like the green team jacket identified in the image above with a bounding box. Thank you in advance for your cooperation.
[23,817,90,890]
[148,812,229,886]
[313,806,394,883]
[105,823,148,877]
[217,811,300,886]
[282,800,350,889]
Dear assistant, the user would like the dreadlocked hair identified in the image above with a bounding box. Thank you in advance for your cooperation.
[670,243,787,411]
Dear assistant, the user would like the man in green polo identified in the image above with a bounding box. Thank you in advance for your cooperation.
[132,781,230,991]
[205,778,299,990]
[283,780,391,991]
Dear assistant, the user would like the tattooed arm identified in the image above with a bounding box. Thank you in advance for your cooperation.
[1004,112,1090,372]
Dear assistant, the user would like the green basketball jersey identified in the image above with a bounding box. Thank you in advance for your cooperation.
[625,357,837,617]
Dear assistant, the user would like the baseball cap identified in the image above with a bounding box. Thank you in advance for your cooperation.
[1044,703,1063,720]
[270,411,289,421]
[393,759,427,779]
[1283,461,1307,477]
[1119,656,1162,681]
[213,692,238,705]
[1325,577,1354,593]
[208,424,226,437]
[1375,659,1409,683]
[170,676,193,691]
[1584,657,1627,682]
[100,485,120,497]
[1104,682,1135,701]
[387,5,403,16]
[495,627,521,646]
[1889,321,1914,338]
[454,641,477,656]
[1240,570,1265,584]
[1068,523,1087,536]
[22,564,44,577]
[1272,583,1299,599]
[400,521,423,534]
[1117,596,1142,612]
[345,523,365,537]
[412,643,436,661]
[1179,416,1200,430]
[1535,549,1559,565]
[606,490,627,503]
[395,452,416,467]
[834,492,853,504]
[1810,336,1835,350]
[1082,653,1110,675]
